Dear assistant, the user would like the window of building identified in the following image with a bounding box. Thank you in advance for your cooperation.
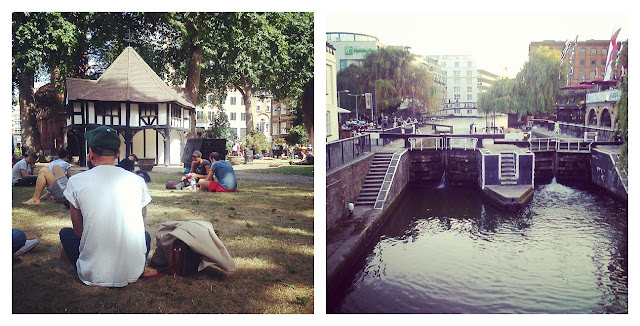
[467,71,472,77]
[467,79,472,85]
[230,97,237,105]
[454,94,461,101]
[454,87,460,92]
[140,103,158,117]
[230,112,236,120]
[579,48,586,55]
[455,61,459,67]
[240,128,247,138]
[96,102,119,117]
[591,48,597,55]
[579,71,586,80]
[601,59,606,67]
[454,78,460,84]
[256,104,261,112]
[281,122,287,134]
[579,60,585,67]
[221,97,226,105]
[590,71,596,78]
[591,60,596,67]
[266,104,270,113]
[340,60,348,70]
[196,110,204,120]
[207,111,214,121]
[467,94,472,101]
[326,111,331,136]
[207,94,215,104]
[602,48,607,55]
[273,123,278,134]
[454,70,460,77]
[240,97,244,105]
[241,113,246,121]
[467,87,473,93]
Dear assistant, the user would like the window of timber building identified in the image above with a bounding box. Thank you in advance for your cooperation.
[95,102,119,116]
[170,104,181,118]
[140,103,158,117]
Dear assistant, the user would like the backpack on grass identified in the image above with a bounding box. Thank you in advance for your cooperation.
[158,239,201,276]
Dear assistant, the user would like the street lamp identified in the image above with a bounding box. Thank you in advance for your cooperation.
[347,93,365,121]
[337,89,350,108]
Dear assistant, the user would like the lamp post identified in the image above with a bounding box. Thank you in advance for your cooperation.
[348,93,365,121]
[337,89,350,108]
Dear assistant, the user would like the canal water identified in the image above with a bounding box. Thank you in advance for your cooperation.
[330,181,628,313]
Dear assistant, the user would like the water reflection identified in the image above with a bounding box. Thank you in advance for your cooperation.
[330,183,627,314]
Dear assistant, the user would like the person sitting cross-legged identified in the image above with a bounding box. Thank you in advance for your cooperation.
[198,151,237,193]
[59,125,151,287]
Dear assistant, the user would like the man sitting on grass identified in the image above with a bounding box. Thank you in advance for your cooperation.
[59,125,151,287]
[198,152,237,193]
[23,149,71,205]
[181,150,210,186]
[12,153,38,187]
[117,153,138,172]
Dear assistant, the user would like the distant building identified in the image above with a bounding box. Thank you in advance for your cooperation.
[413,55,446,114]
[428,55,478,117]
[271,99,296,142]
[326,42,339,142]
[196,90,272,143]
[529,39,623,84]
[477,69,501,94]
[326,32,384,72]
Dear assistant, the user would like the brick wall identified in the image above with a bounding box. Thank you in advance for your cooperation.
[326,153,374,229]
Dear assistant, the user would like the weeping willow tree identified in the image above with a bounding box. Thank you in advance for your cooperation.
[479,46,567,118]
[616,41,628,171]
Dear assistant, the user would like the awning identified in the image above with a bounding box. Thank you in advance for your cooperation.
[337,107,351,114]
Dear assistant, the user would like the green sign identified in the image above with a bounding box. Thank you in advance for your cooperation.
[344,46,374,56]
[345,46,353,55]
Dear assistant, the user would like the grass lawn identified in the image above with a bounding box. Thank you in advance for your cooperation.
[12,167,314,313]
[249,165,314,177]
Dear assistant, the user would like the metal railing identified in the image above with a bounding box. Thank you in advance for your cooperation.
[326,133,372,171]
[556,139,593,152]
[528,138,558,151]
[446,137,478,150]
[409,137,445,150]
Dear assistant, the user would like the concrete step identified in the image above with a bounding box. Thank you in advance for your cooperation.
[501,180,518,185]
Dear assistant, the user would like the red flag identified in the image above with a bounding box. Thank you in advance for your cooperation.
[604,28,621,81]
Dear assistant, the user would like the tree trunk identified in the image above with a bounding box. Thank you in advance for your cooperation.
[18,70,44,160]
[185,44,202,135]
[242,91,254,134]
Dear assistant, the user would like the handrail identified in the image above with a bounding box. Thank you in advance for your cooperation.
[326,134,372,171]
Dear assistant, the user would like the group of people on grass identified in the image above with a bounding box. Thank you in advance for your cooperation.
[12,125,237,287]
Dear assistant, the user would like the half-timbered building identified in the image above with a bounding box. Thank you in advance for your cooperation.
[64,46,195,166]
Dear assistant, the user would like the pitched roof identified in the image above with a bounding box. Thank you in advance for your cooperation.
[66,46,195,108]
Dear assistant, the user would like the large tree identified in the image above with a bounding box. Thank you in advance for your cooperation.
[615,41,628,171]
[12,12,81,159]
[478,46,568,117]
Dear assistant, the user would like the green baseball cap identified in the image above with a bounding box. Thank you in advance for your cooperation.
[85,125,121,156]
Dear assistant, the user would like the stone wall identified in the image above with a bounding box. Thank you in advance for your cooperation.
[326,153,375,229]
[445,149,478,186]
[409,150,444,185]
[556,152,591,183]
[591,149,627,201]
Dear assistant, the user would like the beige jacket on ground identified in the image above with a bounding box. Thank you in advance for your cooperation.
[150,220,236,272]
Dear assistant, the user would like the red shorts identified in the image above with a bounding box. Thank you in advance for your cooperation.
[207,181,236,193]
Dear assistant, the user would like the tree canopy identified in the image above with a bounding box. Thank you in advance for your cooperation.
[479,46,568,117]
[336,46,439,119]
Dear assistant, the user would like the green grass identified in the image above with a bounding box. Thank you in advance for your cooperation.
[12,167,314,313]
[250,165,314,177]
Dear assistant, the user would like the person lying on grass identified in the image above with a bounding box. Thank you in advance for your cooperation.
[59,126,151,287]
[23,149,71,205]
[198,151,237,193]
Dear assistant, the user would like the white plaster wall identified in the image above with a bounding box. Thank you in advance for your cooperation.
[130,103,140,127]
[159,103,167,125]
[170,129,182,165]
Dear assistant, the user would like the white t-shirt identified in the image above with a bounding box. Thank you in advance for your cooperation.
[49,159,71,174]
[63,165,152,287]
[12,158,32,185]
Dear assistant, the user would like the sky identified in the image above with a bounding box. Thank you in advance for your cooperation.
[326,11,629,79]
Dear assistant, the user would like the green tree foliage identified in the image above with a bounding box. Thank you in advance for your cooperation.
[241,130,270,154]
[479,46,567,117]
[205,109,234,150]
[12,12,81,159]
[285,125,310,147]
[336,46,436,118]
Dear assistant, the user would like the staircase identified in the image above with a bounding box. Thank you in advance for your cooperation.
[355,152,394,206]
[500,152,518,185]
